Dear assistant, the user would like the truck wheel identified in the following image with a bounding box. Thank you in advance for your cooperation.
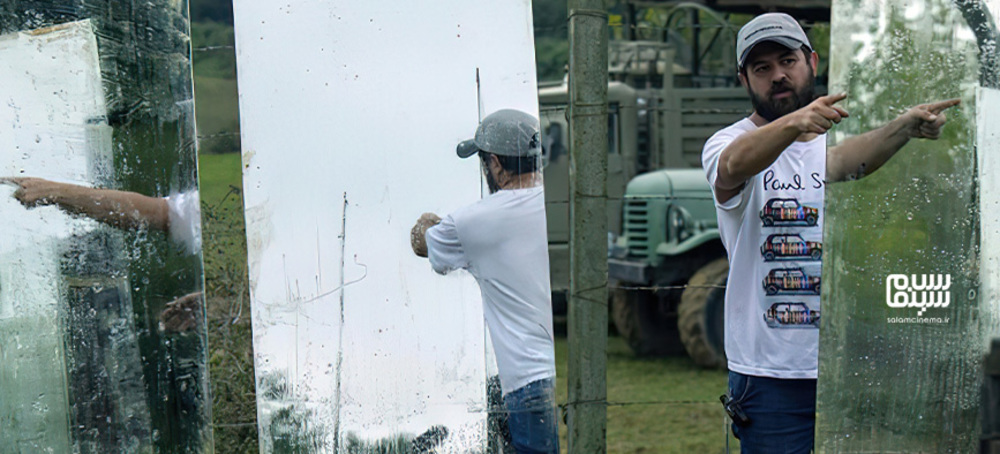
[762,216,774,227]
[811,249,822,260]
[678,258,728,369]
[611,287,685,357]
[806,214,817,226]
[763,251,775,261]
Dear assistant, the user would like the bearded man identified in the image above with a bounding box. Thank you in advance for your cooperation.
[702,12,960,453]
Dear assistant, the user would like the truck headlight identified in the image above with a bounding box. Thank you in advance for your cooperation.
[668,206,691,242]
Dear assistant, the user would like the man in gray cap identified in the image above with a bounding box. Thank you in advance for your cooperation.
[411,109,558,454]
[702,12,959,453]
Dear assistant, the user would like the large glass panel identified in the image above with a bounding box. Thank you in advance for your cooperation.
[816,0,997,451]
[0,2,210,452]
[234,2,541,452]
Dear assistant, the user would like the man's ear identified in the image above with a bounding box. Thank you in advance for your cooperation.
[809,51,819,73]
[737,70,748,88]
[487,153,501,171]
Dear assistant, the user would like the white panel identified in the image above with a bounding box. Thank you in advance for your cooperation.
[0,20,107,451]
[234,1,537,450]
[979,86,1000,344]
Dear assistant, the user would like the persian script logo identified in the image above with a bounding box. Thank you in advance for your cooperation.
[885,274,951,316]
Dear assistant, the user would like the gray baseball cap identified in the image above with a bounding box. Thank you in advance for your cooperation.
[736,13,812,69]
[456,109,541,159]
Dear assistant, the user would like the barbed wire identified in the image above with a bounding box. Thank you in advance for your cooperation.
[560,398,719,411]
[540,104,748,113]
[210,398,724,422]
[197,131,241,140]
[612,283,726,291]
[213,422,257,428]
[193,45,235,52]
[455,397,729,416]
[534,21,741,35]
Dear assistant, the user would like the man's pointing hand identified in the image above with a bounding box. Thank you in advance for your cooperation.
[902,98,961,140]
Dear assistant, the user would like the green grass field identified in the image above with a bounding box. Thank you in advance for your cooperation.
[194,75,241,155]
[192,20,241,155]
[194,76,240,135]
[199,152,242,204]
[556,336,735,453]
[198,152,257,453]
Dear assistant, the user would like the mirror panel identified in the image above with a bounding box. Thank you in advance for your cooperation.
[0,2,210,452]
[234,1,540,451]
[816,0,997,451]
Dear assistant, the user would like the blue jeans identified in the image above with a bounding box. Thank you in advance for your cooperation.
[503,378,559,454]
[728,371,816,454]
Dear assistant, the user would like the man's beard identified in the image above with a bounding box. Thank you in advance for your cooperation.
[481,159,501,193]
[749,70,817,122]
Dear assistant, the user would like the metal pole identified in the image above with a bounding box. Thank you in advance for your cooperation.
[567,0,608,452]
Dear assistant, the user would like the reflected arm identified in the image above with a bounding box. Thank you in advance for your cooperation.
[827,99,960,182]
[826,118,911,181]
[7,178,169,231]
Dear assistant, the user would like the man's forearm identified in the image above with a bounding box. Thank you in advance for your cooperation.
[55,187,170,231]
[718,117,802,189]
[827,116,910,182]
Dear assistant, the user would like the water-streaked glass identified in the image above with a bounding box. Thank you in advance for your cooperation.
[0,2,210,452]
[816,0,997,451]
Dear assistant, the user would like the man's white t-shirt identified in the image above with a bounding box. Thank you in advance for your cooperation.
[702,118,825,379]
[425,186,556,395]
[165,191,202,255]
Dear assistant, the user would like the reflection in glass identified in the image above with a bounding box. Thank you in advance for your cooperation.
[816,0,996,451]
[234,2,540,452]
[0,2,209,452]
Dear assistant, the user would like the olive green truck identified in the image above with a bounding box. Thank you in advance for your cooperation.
[539,37,748,368]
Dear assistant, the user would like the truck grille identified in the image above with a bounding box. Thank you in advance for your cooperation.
[623,200,651,258]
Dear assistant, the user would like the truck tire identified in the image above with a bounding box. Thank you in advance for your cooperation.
[611,287,685,357]
[678,258,728,369]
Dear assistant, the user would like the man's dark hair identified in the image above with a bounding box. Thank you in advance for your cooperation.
[478,151,540,175]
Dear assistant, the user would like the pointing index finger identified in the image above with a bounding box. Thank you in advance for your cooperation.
[820,92,848,105]
[927,98,961,114]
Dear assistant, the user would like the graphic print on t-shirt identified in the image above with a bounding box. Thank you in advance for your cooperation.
[759,197,820,227]
[758,193,822,330]
[762,265,822,295]
[763,302,821,328]
[760,233,822,261]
